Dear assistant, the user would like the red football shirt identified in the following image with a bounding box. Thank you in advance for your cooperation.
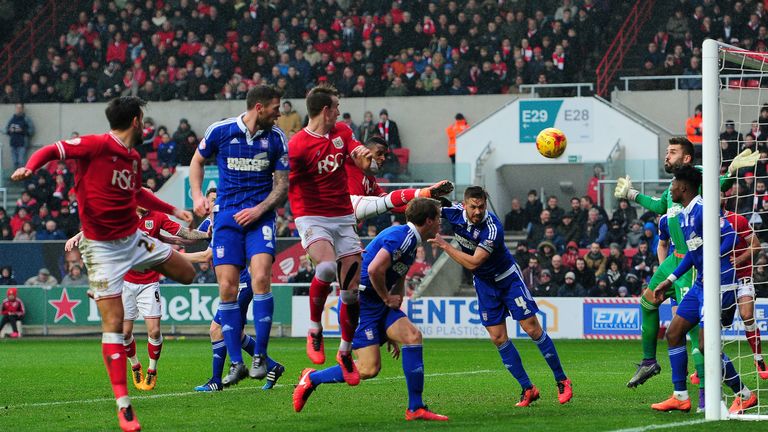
[53,133,143,241]
[288,122,363,218]
[124,210,181,284]
[346,162,385,196]
[724,211,753,280]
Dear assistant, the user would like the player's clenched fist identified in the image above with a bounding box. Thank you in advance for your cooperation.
[192,196,210,217]
[385,294,403,309]
[173,208,194,224]
[10,167,32,182]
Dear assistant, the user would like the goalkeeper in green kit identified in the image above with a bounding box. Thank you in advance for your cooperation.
[614,137,758,388]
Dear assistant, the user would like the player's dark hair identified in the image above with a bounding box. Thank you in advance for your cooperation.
[105,96,147,130]
[365,135,387,148]
[205,187,217,196]
[668,136,695,158]
[246,85,283,110]
[306,83,339,117]
[673,164,702,193]
[464,186,489,201]
[405,198,440,225]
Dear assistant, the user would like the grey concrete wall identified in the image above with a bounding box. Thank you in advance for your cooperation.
[0,95,513,180]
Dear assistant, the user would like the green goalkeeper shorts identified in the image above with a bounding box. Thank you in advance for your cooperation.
[647,253,694,303]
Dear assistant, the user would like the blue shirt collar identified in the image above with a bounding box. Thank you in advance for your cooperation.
[236,113,268,144]
[406,222,422,243]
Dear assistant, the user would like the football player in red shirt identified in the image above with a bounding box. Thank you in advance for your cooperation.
[12,96,196,432]
[288,84,372,384]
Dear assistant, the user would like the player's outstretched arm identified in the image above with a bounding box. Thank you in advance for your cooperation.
[176,226,212,241]
[135,188,193,223]
[182,248,213,264]
[428,234,490,271]
[64,231,84,252]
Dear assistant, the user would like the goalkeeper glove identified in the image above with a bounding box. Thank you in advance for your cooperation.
[728,149,760,176]
[614,176,639,201]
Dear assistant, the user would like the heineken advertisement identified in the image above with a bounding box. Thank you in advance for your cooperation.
[5,285,296,327]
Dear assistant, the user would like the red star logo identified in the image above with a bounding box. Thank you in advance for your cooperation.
[48,288,82,323]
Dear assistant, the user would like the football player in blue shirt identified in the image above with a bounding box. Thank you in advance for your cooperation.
[189,85,289,386]
[293,198,449,421]
[430,186,572,407]
[189,188,285,392]
[652,165,756,413]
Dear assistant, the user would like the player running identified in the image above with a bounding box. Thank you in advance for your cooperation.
[293,198,449,421]
[65,203,211,391]
[347,135,454,221]
[614,137,757,388]
[190,85,289,388]
[430,186,573,407]
[191,188,285,392]
[11,96,196,432]
[651,165,757,414]
[288,83,373,383]
[723,208,768,380]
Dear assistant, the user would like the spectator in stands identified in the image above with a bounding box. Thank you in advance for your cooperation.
[666,8,690,42]
[157,133,178,167]
[504,198,528,231]
[605,259,625,291]
[178,133,200,166]
[193,261,216,284]
[5,103,35,169]
[542,225,565,253]
[61,264,88,286]
[356,111,378,144]
[641,221,659,252]
[586,164,603,205]
[405,245,432,297]
[140,158,158,186]
[558,271,586,297]
[0,267,17,285]
[613,199,637,231]
[561,241,580,270]
[13,221,36,241]
[573,257,596,291]
[0,207,9,227]
[513,240,532,266]
[686,104,703,161]
[0,226,12,241]
[584,242,607,277]
[521,256,541,289]
[1,287,24,338]
[548,254,567,287]
[544,195,565,225]
[532,269,557,297]
[569,196,583,224]
[56,203,79,237]
[276,101,302,138]
[25,268,57,287]
[590,277,612,297]
[524,190,543,225]
[753,254,768,298]
[557,212,581,245]
[680,56,702,90]
[605,219,627,248]
[527,209,551,245]
[720,120,741,166]
[580,208,607,247]
[642,42,664,67]
[377,109,401,149]
[630,240,655,281]
[341,112,358,134]
[536,241,557,269]
[37,220,66,240]
[446,113,469,164]
[626,220,644,247]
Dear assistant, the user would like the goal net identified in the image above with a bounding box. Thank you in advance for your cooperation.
[703,39,768,421]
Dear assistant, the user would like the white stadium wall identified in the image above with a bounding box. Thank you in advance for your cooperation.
[455,97,659,214]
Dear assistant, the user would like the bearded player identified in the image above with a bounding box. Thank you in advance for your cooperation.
[65,202,211,392]
[347,135,454,221]
[615,137,757,388]
[288,83,372,385]
[11,96,196,432]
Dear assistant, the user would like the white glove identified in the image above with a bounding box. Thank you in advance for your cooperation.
[614,176,639,201]
[728,149,760,175]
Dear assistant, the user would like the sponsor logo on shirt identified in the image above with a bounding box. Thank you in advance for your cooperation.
[454,234,477,251]
[111,169,136,191]
[393,262,409,276]
[226,156,271,171]
[317,153,344,174]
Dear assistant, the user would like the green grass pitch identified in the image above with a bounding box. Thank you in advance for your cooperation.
[1,338,766,431]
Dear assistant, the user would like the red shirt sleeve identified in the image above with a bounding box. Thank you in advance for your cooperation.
[340,122,363,155]
[735,214,753,239]
[135,188,176,215]
[55,135,102,160]
[159,213,183,235]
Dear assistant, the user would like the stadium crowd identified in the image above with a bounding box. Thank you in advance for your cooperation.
[0,0,622,104]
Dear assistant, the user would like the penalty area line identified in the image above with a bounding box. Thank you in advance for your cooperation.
[608,418,710,432]
[5,369,499,410]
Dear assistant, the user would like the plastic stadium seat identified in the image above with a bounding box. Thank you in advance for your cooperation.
[746,79,760,88]
[391,148,410,172]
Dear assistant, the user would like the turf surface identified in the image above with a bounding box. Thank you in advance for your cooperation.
[1,338,767,431]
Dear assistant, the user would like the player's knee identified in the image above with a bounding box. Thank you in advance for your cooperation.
[402,328,422,345]
[123,331,133,341]
[250,273,271,294]
[340,289,359,305]
[148,328,161,340]
[315,261,337,283]
[209,322,222,340]
[358,361,381,379]
[489,333,507,347]
[666,328,684,346]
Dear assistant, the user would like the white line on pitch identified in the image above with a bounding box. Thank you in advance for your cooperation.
[608,419,710,432]
[5,369,499,410]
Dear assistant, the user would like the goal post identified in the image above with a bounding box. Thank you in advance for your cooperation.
[702,38,768,421]
[702,38,722,421]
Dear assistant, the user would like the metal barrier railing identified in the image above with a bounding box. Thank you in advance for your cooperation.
[619,73,765,91]
[518,82,595,97]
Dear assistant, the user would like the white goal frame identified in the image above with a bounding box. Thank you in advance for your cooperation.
[703,38,767,421]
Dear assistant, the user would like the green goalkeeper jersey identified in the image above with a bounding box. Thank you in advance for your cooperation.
[633,167,734,254]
